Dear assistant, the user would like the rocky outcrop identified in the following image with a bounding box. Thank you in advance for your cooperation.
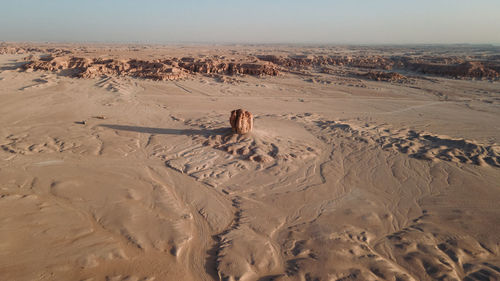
[23,56,189,81]
[9,43,500,81]
[24,56,92,72]
[21,55,279,80]
[395,60,499,79]
[256,54,499,80]
[256,54,394,70]
[0,46,71,56]
[178,58,279,76]
[230,109,253,134]
[360,71,408,82]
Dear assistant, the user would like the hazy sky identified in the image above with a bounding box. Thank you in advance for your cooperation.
[1,0,499,44]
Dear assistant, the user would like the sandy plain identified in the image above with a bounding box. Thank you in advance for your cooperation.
[0,43,499,281]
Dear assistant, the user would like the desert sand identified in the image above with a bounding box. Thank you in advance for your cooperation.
[0,43,499,281]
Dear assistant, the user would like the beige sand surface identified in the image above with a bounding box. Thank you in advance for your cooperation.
[0,45,500,281]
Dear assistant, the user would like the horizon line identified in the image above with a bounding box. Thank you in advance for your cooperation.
[2,40,500,47]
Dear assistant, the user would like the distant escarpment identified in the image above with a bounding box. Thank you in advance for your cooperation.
[177,57,279,76]
[23,56,189,80]
[256,54,499,80]
[394,58,499,79]
[7,43,499,81]
[359,71,408,82]
[0,46,72,56]
[257,54,394,70]
[21,55,279,81]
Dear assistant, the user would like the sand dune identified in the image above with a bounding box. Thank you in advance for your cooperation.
[0,45,499,281]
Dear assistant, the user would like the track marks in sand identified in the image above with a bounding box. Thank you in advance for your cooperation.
[0,192,127,280]
[149,115,322,280]
[0,128,106,157]
[2,122,156,158]
[143,167,195,257]
[18,74,59,91]
[281,225,417,281]
[375,214,500,281]
[205,196,245,280]
[95,76,143,96]
[200,131,316,164]
[81,169,194,256]
[100,112,499,280]
[162,114,321,189]
[208,196,284,281]
[1,134,81,155]
[24,165,202,279]
[288,113,500,168]
[377,130,500,167]
[100,275,156,281]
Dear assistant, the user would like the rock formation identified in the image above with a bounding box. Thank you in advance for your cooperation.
[8,43,500,81]
[256,54,499,80]
[360,71,408,82]
[21,55,280,81]
[230,109,253,134]
[399,60,499,79]
[22,56,189,81]
[178,58,279,76]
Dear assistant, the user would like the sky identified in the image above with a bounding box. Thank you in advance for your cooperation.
[1,0,499,44]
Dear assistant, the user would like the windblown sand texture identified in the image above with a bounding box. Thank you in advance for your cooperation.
[0,43,500,281]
